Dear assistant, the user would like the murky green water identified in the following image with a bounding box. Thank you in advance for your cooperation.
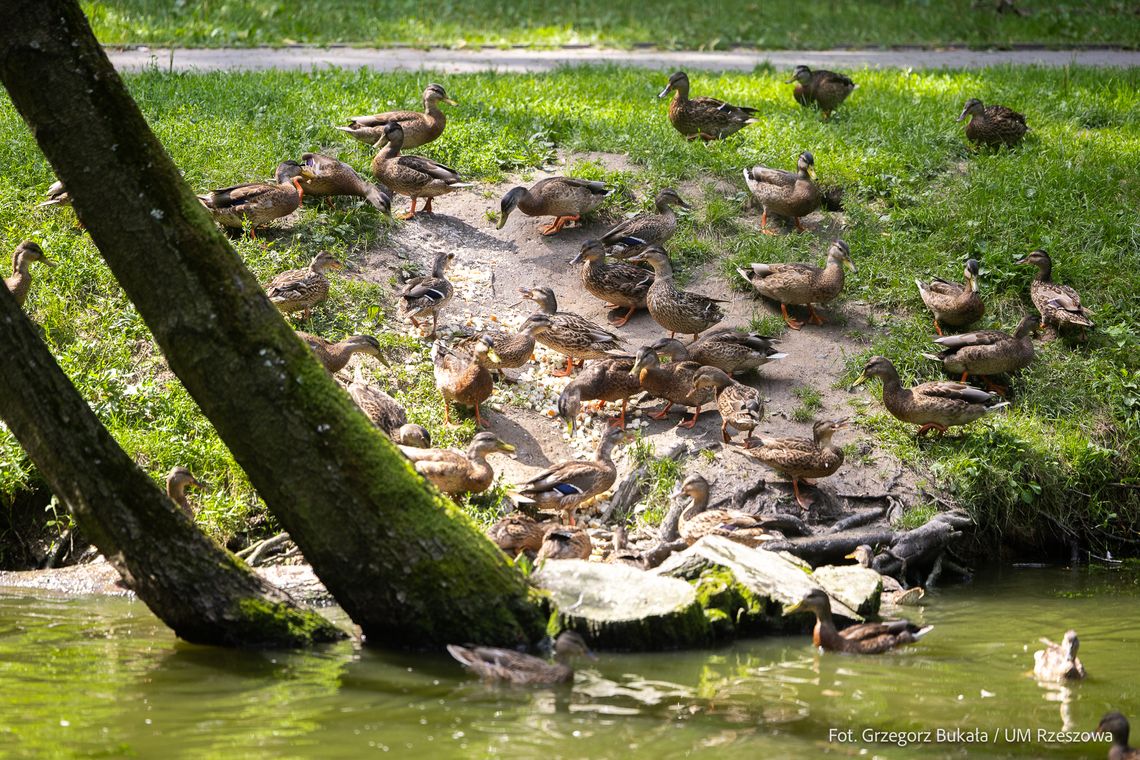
[1,567,1137,759]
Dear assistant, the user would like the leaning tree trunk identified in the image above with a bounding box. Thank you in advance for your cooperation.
[0,286,343,647]
[0,0,543,648]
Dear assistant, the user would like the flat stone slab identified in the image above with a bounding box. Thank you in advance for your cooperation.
[812,565,883,619]
[530,559,709,650]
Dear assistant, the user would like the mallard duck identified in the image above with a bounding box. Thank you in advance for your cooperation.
[691,366,765,447]
[598,189,687,256]
[515,426,629,525]
[658,71,759,141]
[400,251,455,337]
[399,431,515,496]
[447,630,592,686]
[607,523,647,568]
[498,177,609,235]
[570,239,653,327]
[916,259,984,335]
[786,65,857,120]
[631,345,712,429]
[739,419,846,508]
[673,474,778,547]
[433,336,497,427]
[371,122,472,219]
[744,151,822,234]
[627,246,725,339]
[338,83,457,150]
[738,239,854,329]
[957,98,1028,147]
[653,331,786,376]
[787,588,933,654]
[846,545,925,605]
[296,152,391,214]
[519,288,625,377]
[558,355,642,432]
[345,365,429,447]
[198,161,314,237]
[458,320,539,377]
[264,251,342,320]
[297,332,384,373]
[1017,249,1094,336]
[1033,630,1087,682]
[166,466,205,517]
[536,524,593,561]
[853,355,1008,436]
[1097,712,1140,760]
[487,512,551,558]
[5,241,54,307]
[923,315,1036,395]
[38,180,71,208]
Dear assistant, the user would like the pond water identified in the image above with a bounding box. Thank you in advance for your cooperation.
[1,566,1137,759]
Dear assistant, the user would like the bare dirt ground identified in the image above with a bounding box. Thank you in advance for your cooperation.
[367,152,927,533]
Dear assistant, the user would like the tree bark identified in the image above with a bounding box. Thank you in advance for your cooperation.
[0,0,543,648]
[0,286,343,647]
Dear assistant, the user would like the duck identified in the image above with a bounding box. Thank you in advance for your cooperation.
[744,151,822,234]
[627,246,725,339]
[166,466,205,517]
[338,83,457,150]
[673,474,778,547]
[957,98,1028,147]
[487,512,551,558]
[692,366,765,447]
[370,122,472,219]
[738,418,846,509]
[558,355,642,432]
[38,180,71,208]
[399,431,515,496]
[497,177,609,235]
[846,545,925,606]
[658,71,759,141]
[853,355,1008,436]
[786,65,857,120]
[400,251,455,337]
[345,365,430,447]
[787,587,933,654]
[738,239,854,329]
[264,251,342,320]
[433,336,497,427]
[457,319,539,379]
[1097,712,1140,760]
[295,152,392,214]
[1033,630,1087,682]
[5,241,55,307]
[447,630,592,686]
[198,161,314,237]
[515,426,629,525]
[922,315,1036,395]
[652,331,786,376]
[519,288,625,377]
[297,332,384,373]
[536,524,594,561]
[630,345,712,429]
[598,189,688,256]
[1017,249,1094,337]
[916,258,984,335]
[570,238,653,327]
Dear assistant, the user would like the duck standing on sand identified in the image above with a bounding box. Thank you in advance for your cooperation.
[738,239,854,330]
[371,122,472,219]
[738,418,847,509]
[400,251,455,337]
[627,246,725,339]
[598,189,688,256]
[497,177,609,235]
[515,426,629,525]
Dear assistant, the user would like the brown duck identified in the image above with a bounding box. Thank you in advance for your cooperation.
[923,315,1036,395]
[786,65,857,120]
[433,336,497,427]
[787,588,933,654]
[957,98,1028,147]
[1097,712,1140,760]
[296,152,391,214]
[5,241,54,307]
[598,189,688,256]
[399,431,515,496]
[916,258,984,335]
[558,355,642,432]
[627,246,725,339]
[744,151,822,234]
[338,83,457,149]
[198,161,314,237]
[400,251,455,337]
[658,71,759,141]
[571,238,653,327]
[673,474,778,548]
[631,345,712,429]
[297,332,384,373]
[738,418,847,509]
[653,331,786,376]
[1033,629,1087,682]
[344,365,429,447]
[519,288,625,377]
[264,251,342,320]
[1017,249,1094,336]
[738,239,854,329]
[692,366,765,447]
[515,426,629,525]
[498,177,609,235]
[166,466,205,517]
[371,122,472,219]
[536,524,593,561]
[487,512,551,558]
[447,630,592,686]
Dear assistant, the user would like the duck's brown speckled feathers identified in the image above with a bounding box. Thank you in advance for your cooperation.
[916,258,984,335]
[487,512,551,558]
[498,177,609,235]
[558,355,643,432]
[399,431,514,496]
[599,189,688,256]
[297,152,391,214]
[433,336,496,427]
[658,71,759,141]
[515,426,628,524]
[738,418,847,509]
[957,98,1028,147]
[1017,249,1094,334]
[571,239,653,327]
[447,630,590,686]
[199,161,314,235]
[536,524,593,561]
[738,239,854,330]
[628,246,724,339]
[5,241,53,307]
[519,289,625,376]
[786,65,857,119]
[674,474,778,548]
[298,332,383,373]
[631,346,713,429]
[924,315,1035,391]
[692,366,765,447]
[264,251,342,320]
[371,122,471,218]
[338,83,456,149]
[671,329,787,375]
[788,588,932,654]
[401,251,455,336]
[744,151,822,233]
[1033,630,1087,682]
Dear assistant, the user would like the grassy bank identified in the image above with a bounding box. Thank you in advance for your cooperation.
[81,1,1140,50]
[1,64,1137,555]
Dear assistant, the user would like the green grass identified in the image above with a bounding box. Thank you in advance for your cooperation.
[1,63,1138,551]
[791,385,823,423]
[81,1,1140,50]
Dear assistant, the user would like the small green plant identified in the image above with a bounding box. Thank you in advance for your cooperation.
[792,385,824,423]
[895,502,937,530]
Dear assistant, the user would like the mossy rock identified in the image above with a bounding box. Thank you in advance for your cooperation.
[530,560,711,651]
[812,565,883,619]
[655,536,874,636]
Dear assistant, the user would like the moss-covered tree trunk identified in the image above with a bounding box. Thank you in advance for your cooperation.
[0,0,543,648]
[0,286,344,647]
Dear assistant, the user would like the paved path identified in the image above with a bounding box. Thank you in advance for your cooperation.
[106,46,1139,74]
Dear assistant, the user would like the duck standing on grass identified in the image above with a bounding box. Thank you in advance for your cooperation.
[198,161,315,238]
[786,65,857,120]
[399,431,515,497]
[787,587,933,654]
[295,152,392,214]
[264,251,342,321]
[923,315,1036,395]
[1017,249,1094,338]
[297,332,384,374]
[344,365,430,447]
[744,151,822,234]
[5,241,54,307]
[371,122,472,219]
[916,258,984,336]
[957,98,1028,147]
[497,177,609,235]
[738,239,854,330]
[338,83,457,150]
[658,71,759,141]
